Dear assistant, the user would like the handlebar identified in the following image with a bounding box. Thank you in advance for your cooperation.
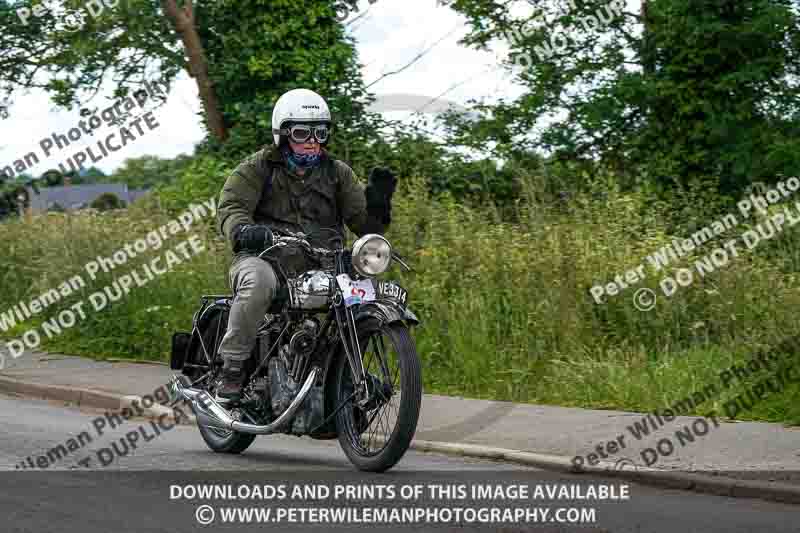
[391,251,413,272]
[258,232,336,260]
[257,230,413,272]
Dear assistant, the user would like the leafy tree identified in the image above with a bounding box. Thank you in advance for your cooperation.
[0,0,375,155]
[0,0,225,137]
[78,166,107,184]
[0,182,34,219]
[0,173,38,213]
[41,169,63,186]
[193,0,380,162]
[105,155,193,189]
[37,166,107,186]
[90,192,125,210]
[0,0,502,203]
[442,0,800,202]
[153,155,232,214]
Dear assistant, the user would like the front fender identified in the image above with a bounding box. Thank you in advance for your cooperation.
[354,300,420,327]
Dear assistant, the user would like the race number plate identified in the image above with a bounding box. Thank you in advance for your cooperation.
[336,274,376,308]
[335,275,408,308]
[376,281,409,307]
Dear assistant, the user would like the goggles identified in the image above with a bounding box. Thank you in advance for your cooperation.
[277,123,331,144]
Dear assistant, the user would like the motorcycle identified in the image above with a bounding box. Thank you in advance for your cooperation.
[167,229,422,472]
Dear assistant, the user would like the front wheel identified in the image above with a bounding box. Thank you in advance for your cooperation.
[335,319,422,472]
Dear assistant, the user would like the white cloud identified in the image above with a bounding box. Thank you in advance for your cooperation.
[1,74,203,179]
[350,0,519,109]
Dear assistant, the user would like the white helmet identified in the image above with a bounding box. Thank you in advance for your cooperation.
[271,88,332,145]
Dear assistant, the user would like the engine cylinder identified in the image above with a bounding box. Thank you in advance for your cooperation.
[268,356,297,415]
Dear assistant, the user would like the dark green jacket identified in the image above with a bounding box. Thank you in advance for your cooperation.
[217,146,386,253]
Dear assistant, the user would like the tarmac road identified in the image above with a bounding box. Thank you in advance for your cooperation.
[0,393,796,533]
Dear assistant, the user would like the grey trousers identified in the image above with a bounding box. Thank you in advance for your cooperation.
[218,255,279,363]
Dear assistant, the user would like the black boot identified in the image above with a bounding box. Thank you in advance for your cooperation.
[216,358,246,404]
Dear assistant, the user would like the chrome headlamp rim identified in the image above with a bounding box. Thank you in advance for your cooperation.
[351,234,392,278]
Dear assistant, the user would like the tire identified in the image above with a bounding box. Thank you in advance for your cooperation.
[191,310,258,454]
[335,319,422,472]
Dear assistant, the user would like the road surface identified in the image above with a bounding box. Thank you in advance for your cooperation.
[0,394,795,533]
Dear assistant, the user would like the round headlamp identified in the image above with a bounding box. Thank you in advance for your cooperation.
[351,234,392,277]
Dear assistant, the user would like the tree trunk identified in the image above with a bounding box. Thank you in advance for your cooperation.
[161,0,228,142]
[641,0,655,75]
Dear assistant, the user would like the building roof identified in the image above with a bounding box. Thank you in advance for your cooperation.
[26,184,149,211]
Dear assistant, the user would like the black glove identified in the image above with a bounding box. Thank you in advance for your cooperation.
[365,167,397,226]
[232,224,274,253]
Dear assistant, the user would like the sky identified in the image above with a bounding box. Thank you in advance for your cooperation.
[0,0,523,179]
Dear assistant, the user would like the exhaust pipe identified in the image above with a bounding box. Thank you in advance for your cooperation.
[168,367,320,435]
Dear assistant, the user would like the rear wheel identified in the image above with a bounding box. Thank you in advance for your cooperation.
[197,409,257,454]
[191,310,257,454]
[335,319,422,472]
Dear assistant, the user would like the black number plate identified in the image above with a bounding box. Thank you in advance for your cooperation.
[376,281,409,307]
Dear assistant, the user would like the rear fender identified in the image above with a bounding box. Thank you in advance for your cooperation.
[185,299,230,372]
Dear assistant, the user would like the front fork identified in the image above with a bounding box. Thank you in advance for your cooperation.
[332,291,372,407]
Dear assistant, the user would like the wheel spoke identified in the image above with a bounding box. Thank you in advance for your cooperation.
[372,411,385,448]
[362,336,376,375]
[368,409,383,450]
[365,417,376,451]
[365,406,382,433]
[375,335,392,384]
[377,334,401,389]
[358,401,389,455]
[378,404,392,440]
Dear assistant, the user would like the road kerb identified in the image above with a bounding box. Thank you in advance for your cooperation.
[119,394,197,425]
[79,389,125,410]
[407,442,800,505]
[0,376,83,405]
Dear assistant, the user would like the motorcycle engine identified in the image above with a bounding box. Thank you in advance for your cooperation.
[261,318,324,434]
[287,319,318,375]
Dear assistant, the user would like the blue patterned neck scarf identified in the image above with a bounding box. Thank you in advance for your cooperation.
[281,146,322,173]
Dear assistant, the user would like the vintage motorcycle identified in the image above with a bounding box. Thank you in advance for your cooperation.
[167,229,422,472]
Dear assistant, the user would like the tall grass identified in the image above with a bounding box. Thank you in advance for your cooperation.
[1,167,798,424]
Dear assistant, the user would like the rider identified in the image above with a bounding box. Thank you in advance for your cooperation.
[214,88,397,404]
